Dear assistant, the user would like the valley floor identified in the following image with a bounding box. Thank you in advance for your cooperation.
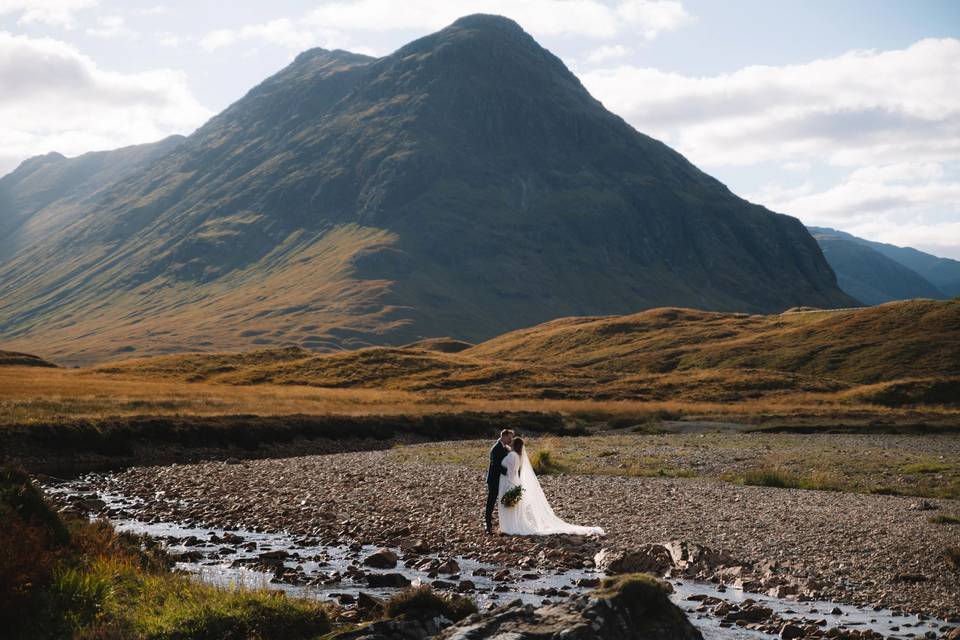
[83,433,960,621]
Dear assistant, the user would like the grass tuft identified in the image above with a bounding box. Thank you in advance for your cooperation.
[901,462,949,474]
[383,586,476,623]
[741,468,801,489]
[737,467,844,492]
[945,547,960,571]
[531,448,564,475]
[929,514,960,525]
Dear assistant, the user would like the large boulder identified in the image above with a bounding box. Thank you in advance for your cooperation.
[366,573,412,588]
[662,540,738,577]
[364,548,399,569]
[595,541,741,579]
[436,573,703,640]
[593,545,674,576]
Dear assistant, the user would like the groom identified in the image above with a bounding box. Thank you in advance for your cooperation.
[485,428,513,534]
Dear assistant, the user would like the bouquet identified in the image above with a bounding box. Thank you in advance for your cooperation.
[501,485,524,508]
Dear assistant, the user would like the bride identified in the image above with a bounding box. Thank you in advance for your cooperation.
[498,436,604,536]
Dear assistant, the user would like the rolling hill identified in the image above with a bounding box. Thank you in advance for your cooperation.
[96,299,960,403]
[0,350,56,368]
[0,15,854,365]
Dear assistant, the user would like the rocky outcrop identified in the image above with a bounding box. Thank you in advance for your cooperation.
[436,574,702,640]
[594,540,739,579]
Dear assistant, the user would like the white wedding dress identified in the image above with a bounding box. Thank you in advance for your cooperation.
[497,450,605,536]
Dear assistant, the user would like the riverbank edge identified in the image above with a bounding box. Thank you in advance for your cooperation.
[0,411,576,476]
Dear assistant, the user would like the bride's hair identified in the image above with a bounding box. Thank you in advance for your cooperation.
[511,436,524,456]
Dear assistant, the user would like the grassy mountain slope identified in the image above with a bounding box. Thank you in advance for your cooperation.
[810,226,960,297]
[812,233,945,304]
[0,16,854,365]
[0,136,184,262]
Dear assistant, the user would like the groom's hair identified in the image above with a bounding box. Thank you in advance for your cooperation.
[500,428,514,438]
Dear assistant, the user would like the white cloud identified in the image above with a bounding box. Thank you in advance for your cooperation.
[746,162,960,259]
[155,31,182,47]
[134,5,169,16]
[862,221,960,260]
[0,31,212,175]
[200,17,345,52]
[749,162,960,223]
[581,37,960,259]
[586,44,632,64]
[85,15,136,39]
[580,38,960,168]
[200,0,692,52]
[0,0,98,28]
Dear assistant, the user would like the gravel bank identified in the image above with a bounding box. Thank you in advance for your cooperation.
[87,447,959,619]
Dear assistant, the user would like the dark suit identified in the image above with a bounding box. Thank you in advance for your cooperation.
[485,440,509,532]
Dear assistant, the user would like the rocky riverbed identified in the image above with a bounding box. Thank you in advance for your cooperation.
[61,446,960,622]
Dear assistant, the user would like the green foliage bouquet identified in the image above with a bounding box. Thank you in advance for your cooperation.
[500,485,524,508]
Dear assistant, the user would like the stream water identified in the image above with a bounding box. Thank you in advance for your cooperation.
[46,481,956,640]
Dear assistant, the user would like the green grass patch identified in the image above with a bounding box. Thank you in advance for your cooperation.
[736,467,843,492]
[929,514,960,525]
[741,468,801,489]
[901,462,950,474]
[531,449,564,475]
[0,464,331,640]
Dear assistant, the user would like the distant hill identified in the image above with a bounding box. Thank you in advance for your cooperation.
[0,15,854,365]
[97,300,960,402]
[0,350,56,367]
[810,226,960,298]
[0,136,185,259]
[810,233,945,305]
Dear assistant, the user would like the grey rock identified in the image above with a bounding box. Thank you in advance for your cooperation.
[435,575,702,640]
[594,545,674,576]
[367,573,412,588]
[364,548,399,569]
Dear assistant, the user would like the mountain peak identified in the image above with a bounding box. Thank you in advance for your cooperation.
[0,15,858,363]
[449,13,526,33]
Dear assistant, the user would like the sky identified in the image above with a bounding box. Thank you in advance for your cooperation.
[1,0,959,258]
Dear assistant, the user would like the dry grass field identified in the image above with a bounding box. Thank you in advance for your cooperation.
[391,431,960,499]
[1,299,957,430]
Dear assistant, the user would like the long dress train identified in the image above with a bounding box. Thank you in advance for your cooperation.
[498,450,604,536]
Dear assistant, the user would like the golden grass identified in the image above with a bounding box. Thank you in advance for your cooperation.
[0,223,400,367]
[391,431,960,498]
[3,364,959,427]
[466,299,960,384]
[2,300,958,428]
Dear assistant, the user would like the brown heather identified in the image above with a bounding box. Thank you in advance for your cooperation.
[0,299,957,430]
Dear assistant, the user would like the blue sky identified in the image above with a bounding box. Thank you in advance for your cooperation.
[2,0,958,258]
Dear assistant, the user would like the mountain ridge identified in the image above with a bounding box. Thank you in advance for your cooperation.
[0,14,855,365]
[810,232,946,304]
[809,226,960,298]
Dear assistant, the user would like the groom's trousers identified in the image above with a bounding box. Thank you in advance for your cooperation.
[484,481,499,531]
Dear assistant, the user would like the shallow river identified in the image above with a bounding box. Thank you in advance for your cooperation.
[46,480,956,640]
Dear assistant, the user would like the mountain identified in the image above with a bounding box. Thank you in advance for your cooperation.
[810,226,960,298]
[810,232,946,305]
[0,136,185,259]
[0,15,855,365]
